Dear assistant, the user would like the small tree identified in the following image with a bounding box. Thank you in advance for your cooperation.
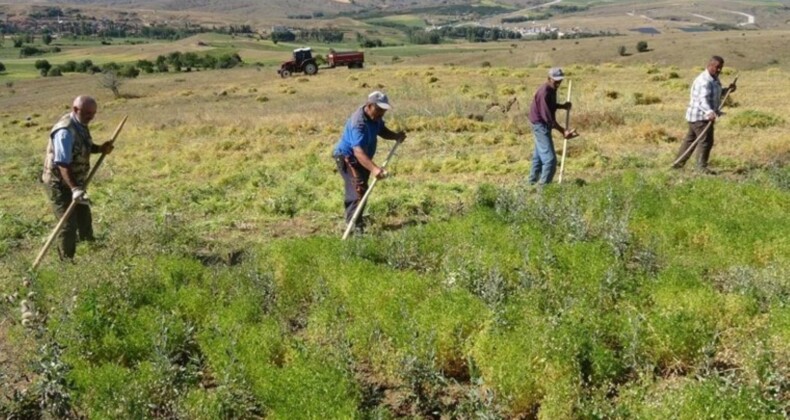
[136,59,154,73]
[47,67,62,77]
[118,65,139,78]
[76,59,94,73]
[42,33,53,45]
[618,45,627,56]
[100,70,123,98]
[636,41,649,53]
[61,60,77,72]
[0,62,6,73]
[34,59,51,76]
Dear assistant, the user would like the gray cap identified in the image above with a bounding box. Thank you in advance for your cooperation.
[367,91,391,110]
[548,67,565,81]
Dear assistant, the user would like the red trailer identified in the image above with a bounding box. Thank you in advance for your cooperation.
[327,50,364,68]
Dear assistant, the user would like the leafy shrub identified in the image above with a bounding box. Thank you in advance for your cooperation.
[728,110,783,129]
[47,67,62,77]
[636,41,649,52]
[60,60,77,72]
[19,46,45,57]
[119,65,140,78]
[618,45,626,56]
[0,62,5,73]
[34,59,51,76]
[101,62,121,72]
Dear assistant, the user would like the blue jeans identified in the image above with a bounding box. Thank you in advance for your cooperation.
[528,122,557,184]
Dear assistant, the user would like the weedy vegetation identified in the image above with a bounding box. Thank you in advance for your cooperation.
[0,26,789,418]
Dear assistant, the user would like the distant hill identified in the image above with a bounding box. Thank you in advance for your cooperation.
[3,0,788,29]
[0,0,533,18]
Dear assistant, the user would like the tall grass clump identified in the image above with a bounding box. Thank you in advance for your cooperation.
[633,92,662,105]
[729,110,784,128]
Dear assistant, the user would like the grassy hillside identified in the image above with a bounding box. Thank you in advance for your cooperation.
[1,20,789,420]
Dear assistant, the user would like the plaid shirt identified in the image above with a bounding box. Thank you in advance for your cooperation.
[685,69,722,122]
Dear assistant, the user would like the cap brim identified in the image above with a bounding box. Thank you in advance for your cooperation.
[376,102,391,110]
[551,76,564,81]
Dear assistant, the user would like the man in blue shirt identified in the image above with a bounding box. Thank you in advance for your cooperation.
[333,91,406,234]
[42,95,114,260]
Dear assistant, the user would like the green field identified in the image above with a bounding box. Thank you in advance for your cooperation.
[1,10,789,419]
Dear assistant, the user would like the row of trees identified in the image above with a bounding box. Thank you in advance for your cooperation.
[0,21,247,41]
[137,51,243,73]
[357,25,522,48]
[28,51,242,78]
[271,28,344,44]
[439,26,522,42]
[34,58,101,76]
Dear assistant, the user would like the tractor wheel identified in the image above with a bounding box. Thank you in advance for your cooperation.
[280,69,291,78]
[304,62,318,75]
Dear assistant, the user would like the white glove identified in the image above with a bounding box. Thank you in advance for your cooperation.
[71,188,90,205]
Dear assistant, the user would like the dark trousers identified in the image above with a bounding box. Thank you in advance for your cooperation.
[44,182,94,260]
[335,155,370,231]
[675,121,715,168]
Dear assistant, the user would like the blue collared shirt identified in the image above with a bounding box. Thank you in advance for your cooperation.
[333,106,386,158]
[51,115,90,165]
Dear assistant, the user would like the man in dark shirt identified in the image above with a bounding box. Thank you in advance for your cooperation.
[527,68,576,185]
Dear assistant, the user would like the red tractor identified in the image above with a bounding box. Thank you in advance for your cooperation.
[277,47,318,77]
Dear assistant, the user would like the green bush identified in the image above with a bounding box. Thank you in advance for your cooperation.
[34,59,51,76]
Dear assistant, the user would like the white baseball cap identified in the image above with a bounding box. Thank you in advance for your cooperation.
[367,91,391,110]
[548,67,565,81]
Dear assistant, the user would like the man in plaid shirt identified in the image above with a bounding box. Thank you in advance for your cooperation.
[673,55,737,172]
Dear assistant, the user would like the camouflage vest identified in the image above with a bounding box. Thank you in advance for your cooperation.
[42,113,93,185]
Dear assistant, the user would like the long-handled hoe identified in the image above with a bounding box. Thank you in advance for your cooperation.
[32,115,128,270]
[558,80,576,184]
[671,75,739,168]
[342,140,402,240]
